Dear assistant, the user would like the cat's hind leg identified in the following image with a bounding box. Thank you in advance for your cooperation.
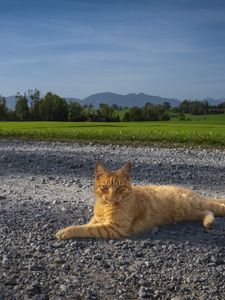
[202,210,215,229]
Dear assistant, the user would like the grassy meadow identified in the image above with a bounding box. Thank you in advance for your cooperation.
[0,114,225,147]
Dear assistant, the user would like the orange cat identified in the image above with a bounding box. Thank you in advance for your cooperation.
[56,161,225,240]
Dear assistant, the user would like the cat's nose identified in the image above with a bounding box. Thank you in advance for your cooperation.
[108,189,113,196]
[108,191,116,201]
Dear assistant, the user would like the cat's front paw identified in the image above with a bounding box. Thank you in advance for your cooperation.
[55,227,72,240]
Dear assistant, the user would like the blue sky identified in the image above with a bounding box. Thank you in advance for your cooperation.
[0,0,225,100]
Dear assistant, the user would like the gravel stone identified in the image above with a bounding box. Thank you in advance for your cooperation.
[1,139,225,300]
[2,257,10,268]
[138,286,151,298]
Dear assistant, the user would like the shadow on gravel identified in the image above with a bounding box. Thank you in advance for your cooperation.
[132,220,225,247]
[1,147,225,192]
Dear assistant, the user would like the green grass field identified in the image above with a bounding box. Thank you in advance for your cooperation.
[0,114,225,147]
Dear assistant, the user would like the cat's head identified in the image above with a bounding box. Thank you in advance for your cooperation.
[94,161,132,203]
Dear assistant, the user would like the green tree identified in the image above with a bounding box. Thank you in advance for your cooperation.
[98,103,111,118]
[179,100,209,115]
[111,104,119,110]
[15,93,29,121]
[162,101,171,111]
[0,95,8,120]
[217,102,225,114]
[142,103,159,121]
[82,104,96,121]
[129,106,143,121]
[68,101,82,121]
[30,89,41,120]
[179,100,190,113]
[159,113,170,121]
[123,111,131,121]
[39,92,68,121]
[178,112,186,121]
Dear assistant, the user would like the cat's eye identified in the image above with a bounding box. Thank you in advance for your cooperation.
[101,185,109,191]
[117,186,126,192]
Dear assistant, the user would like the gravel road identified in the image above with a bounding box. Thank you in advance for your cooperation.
[1,139,225,300]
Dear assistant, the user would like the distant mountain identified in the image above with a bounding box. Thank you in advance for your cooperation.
[204,97,225,105]
[5,92,225,110]
[81,92,180,108]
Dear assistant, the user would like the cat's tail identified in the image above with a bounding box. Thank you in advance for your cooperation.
[203,198,225,217]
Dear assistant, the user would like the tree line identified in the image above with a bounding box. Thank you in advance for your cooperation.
[0,90,119,122]
[0,90,225,122]
[178,99,225,115]
[0,90,171,122]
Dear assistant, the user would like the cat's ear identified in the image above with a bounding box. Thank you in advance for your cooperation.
[95,161,107,179]
[120,161,131,179]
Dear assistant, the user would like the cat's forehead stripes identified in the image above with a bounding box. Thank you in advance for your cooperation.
[98,172,125,186]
